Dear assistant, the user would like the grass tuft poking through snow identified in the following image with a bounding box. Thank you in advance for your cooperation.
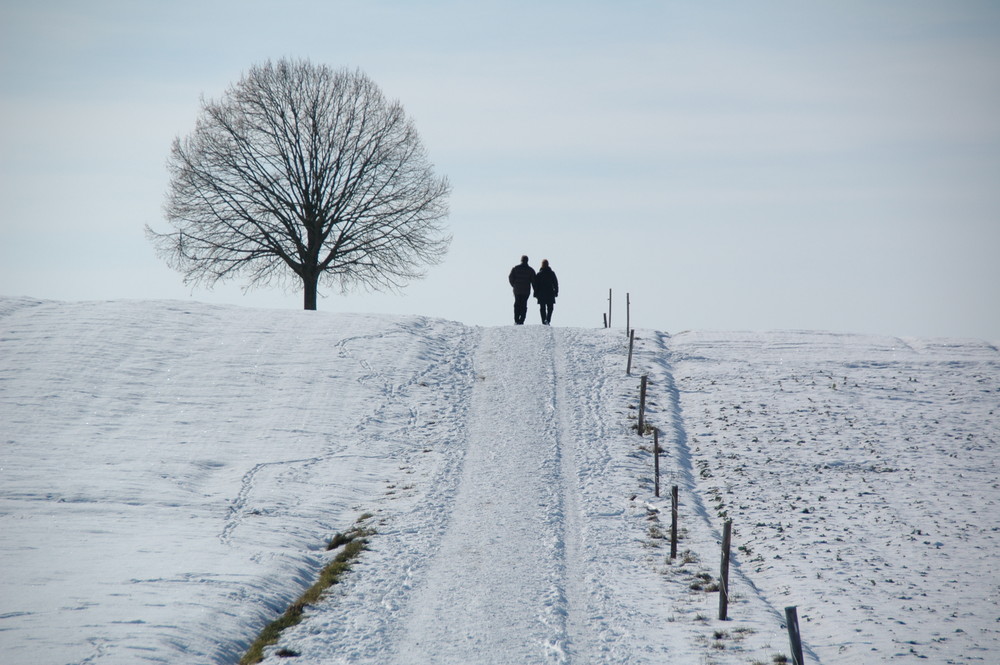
[240,515,376,665]
[327,513,377,551]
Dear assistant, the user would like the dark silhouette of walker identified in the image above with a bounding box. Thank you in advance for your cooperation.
[532,259,559,325]
[508,255,535,325]
[508,255,558,325]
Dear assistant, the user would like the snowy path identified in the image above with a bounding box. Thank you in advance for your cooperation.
[274,326,694,664]
[392,326,572,662]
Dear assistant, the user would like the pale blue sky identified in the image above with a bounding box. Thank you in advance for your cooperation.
[2,1,998,338]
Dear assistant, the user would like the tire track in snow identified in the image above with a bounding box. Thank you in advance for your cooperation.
[550,328,594,663]
[389,326,570,664]
[555,328,682,664]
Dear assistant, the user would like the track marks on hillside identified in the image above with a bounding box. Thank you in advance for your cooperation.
[219,318,475,550]
[388,326,569,664]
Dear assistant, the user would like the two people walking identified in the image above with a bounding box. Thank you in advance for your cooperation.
[508,255,559,325]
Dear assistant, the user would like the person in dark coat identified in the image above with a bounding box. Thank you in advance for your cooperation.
[508,255,536,325]
[532,259,559,325]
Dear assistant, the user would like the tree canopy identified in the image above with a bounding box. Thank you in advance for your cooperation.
[148,59,451,310]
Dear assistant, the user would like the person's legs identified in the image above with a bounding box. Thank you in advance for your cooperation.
[539,304,547,324]
[544,303,554,325]
[514,293,529,324]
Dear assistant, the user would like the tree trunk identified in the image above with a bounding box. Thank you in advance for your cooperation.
[303,274,318,310]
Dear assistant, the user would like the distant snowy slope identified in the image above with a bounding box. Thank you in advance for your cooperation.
[1,299,997,665]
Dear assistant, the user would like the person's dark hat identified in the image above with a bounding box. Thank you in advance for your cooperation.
[521,255,529,263]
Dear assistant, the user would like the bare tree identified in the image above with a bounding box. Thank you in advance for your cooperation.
[147,59,451,310]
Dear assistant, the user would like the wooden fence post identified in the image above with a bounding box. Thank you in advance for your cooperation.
[637,375,647,436]
[785,606,805,665]
[719,519,732,620]
[626,292,630,337]
[670,485,678,560]
[653,428,660,498]
[607,288,612,329]
[603,313,607,328]
[626,329,635,375]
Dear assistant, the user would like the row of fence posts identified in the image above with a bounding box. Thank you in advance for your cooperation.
[630,351,805,664]
[602,289,631,335]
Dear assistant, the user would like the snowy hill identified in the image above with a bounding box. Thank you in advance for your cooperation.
[1,298,997,665]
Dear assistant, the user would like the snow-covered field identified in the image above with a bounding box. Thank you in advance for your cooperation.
[1,298,997,664]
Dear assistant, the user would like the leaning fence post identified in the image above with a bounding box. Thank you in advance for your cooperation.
[785,606,805,665]
[718,519,732,620]
[637,375,648,436]
[626,329,635,375]
[653,428,660,498]
[670,485,679,560]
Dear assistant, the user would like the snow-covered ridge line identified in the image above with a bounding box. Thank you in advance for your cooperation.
[1,298,997,664]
